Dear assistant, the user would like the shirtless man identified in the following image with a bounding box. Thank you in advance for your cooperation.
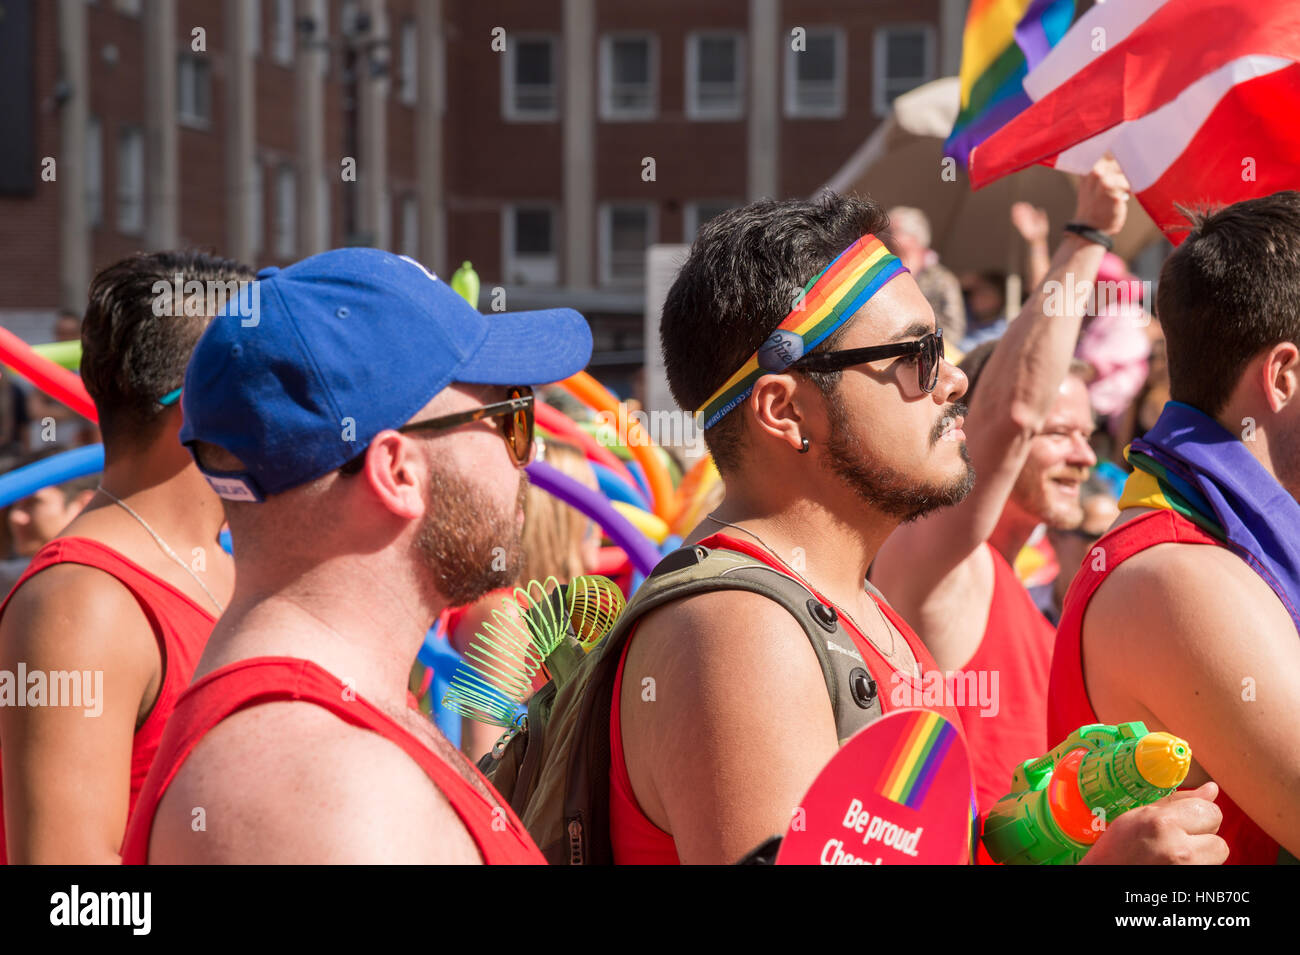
[1050,193,1300,863]
[121,249,592,863]
[0,252,247,863]
[612,192,1225,864]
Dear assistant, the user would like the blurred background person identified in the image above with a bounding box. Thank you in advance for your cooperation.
[25,309,100,450]
[0,449,99,595]
[414,438,602,761]
[1028,473,1120,626]
[959,269,1009,351]
[886,206,966,345]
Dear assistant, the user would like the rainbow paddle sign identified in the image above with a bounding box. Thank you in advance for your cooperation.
[777,709,975,865]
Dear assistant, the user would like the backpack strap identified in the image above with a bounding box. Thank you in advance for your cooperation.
[564,543,884,864]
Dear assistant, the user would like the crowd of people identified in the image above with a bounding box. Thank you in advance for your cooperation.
[0,157,1296,865]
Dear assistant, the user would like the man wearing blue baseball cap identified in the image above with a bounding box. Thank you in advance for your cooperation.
[122,248,592,864]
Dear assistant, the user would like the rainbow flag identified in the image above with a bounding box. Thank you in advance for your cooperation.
[945,0,1078,167]
[877,710,959,810]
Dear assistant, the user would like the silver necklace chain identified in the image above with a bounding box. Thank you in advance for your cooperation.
[96,486,225,614]
[703,513,904,664]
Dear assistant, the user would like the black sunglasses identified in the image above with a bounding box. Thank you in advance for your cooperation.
[791,328,945,393]
[339,386,535,476]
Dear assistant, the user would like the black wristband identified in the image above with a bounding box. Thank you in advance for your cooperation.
[1063,222,1114,251]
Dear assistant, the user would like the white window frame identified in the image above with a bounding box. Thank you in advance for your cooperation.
[686,31,744,121]
[502,204,560,286]
[873,24,936,118]
[599,202,656,287]
[274,164,297,259]
[177,54,212,128]
[85,116,102,229]
[502,33,559,122]
[784,26,846,119]
[116,125,145,236]
[397,20,417,105]
[600,33,657,122]
[683,200,736,242]
[271,0,294,66]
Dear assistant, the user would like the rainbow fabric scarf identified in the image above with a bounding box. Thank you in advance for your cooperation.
[1118,402,1300,631]
[694,235,907,430]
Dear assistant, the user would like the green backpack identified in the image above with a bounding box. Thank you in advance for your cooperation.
[477,543,890,864]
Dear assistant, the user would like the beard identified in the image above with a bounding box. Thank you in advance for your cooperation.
[415,465,528,606]
[822,394,975,522]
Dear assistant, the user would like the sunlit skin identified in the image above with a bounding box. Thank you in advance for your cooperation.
[618,273,974,865]
[148,382,531,864]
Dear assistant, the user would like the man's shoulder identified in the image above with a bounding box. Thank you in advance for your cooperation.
[154,698,478,862]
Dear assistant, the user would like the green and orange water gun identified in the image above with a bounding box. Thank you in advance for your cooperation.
[982,721,1192,865]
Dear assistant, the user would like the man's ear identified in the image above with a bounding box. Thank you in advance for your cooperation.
[1263,341,1300,413]
[362,432,426,520]
[749,373,808,454]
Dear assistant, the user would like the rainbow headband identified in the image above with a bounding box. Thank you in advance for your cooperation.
[694,235,908,429]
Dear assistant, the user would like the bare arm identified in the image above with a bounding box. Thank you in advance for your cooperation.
[149,701,484,863]
[1011,202,1052,293]
[874,160,1127,606]
[0,566,159,863]
[1086,546,1300,858]
[620,591,840,864]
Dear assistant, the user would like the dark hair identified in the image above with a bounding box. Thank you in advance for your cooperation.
[660,192,890,472]
[958,339,1091,409]
[81,250,255,449]
[1157,192,1300,416]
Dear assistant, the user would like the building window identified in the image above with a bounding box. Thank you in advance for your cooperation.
[785,26,845,118]
[686,33,744,120]
[177,54,212,126]
[114,0,142,15]
[601,34,656,121]
[398,20,417,105]
[684,200,734,242]
[85,117,102,228]
[873,26,936,116]
[600,204,654,285]
[504,36,557,121]
[503,206,558,286]
[247,0,262,58]
[400,195,419,258]
[274,165,297,259]
[271,0,294,65]
[248,160,263,255]
[116,126,144,235]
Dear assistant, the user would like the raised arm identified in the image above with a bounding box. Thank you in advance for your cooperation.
[875,159,1128,598]
[0,565,159,863]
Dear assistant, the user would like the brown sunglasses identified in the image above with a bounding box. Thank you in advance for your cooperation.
[338,386,535,475]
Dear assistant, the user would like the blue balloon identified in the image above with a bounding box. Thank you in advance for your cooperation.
[0,444,103,509]
[591,460,650,510]
[660,534,683,555]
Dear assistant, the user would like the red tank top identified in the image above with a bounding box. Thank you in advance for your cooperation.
[0,537,215,864]
[959,545,1056,814]
[120,655,544,864]
[609,533,963,865]
[1049,509,1284,865]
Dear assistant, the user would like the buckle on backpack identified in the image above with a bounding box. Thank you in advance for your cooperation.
[490,712,529,760]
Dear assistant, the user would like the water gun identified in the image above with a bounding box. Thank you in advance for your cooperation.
[451,261,480,309]
[981,721,1192,865]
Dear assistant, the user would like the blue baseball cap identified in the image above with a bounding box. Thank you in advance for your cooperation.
[179,247,593,501]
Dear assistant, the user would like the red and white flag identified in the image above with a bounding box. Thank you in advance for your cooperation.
[970,0,1300,242]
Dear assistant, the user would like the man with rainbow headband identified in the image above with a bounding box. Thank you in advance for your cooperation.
[611,192,1225,864]
[1050,193,1300,864]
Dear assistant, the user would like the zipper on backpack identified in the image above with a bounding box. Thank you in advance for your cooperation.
[567,818,584,865]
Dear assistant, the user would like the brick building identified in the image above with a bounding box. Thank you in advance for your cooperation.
[0,0,967,390]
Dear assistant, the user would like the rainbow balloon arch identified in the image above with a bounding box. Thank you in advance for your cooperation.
[0,330,720,590]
